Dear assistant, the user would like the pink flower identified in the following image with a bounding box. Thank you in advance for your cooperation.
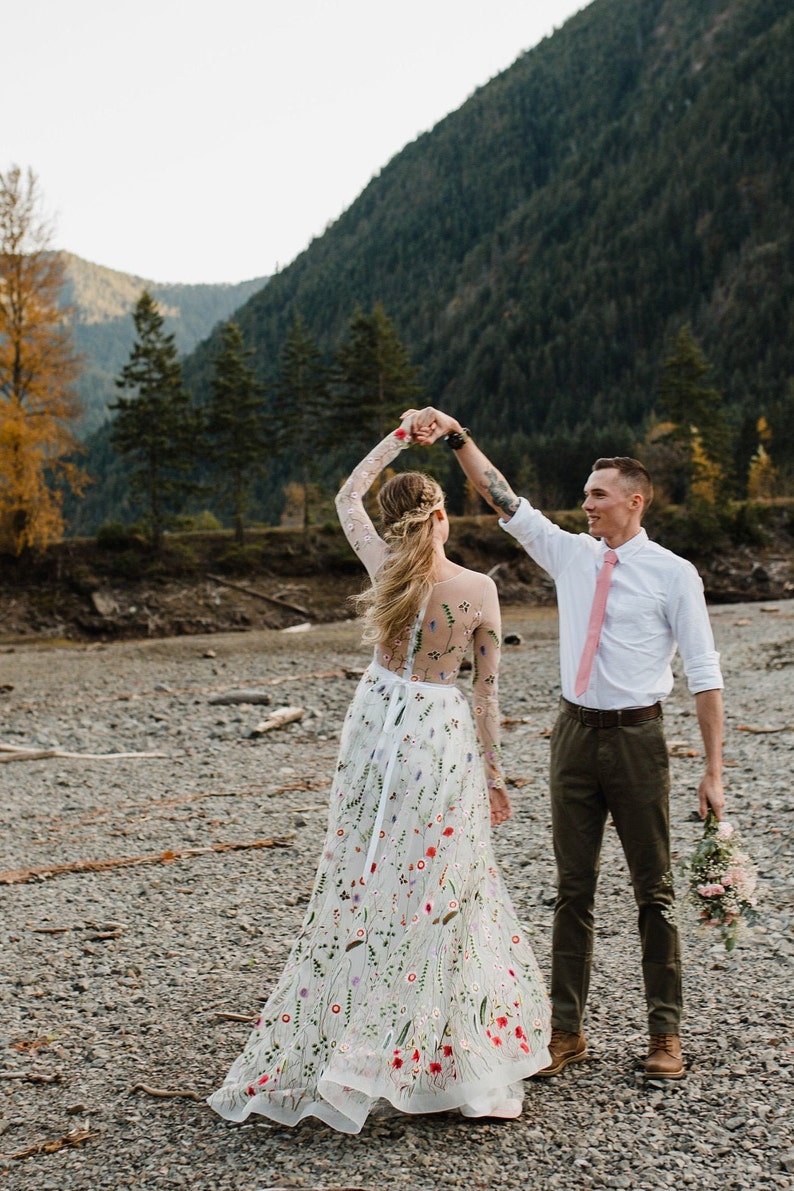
[716,820,734,839]
[496,1016,508,1029]
[426,846,437,858]
[697,882,725,898]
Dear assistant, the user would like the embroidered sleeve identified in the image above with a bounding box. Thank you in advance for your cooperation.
[334,429,412,580]
[471,576,504,790]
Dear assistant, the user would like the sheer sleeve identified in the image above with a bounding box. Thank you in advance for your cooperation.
[471,575,504,791]
[334,429,412,580]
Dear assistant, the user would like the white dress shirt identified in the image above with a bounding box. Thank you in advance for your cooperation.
[501,499,723,709]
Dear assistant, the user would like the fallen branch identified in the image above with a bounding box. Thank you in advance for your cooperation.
[214,1011,256,1022]
[206,573,309,617]
[24,779,330,839]
[131,1083,203,1102]
[1,1066,54,1079]
[668,742,700,757]
[0,1070,62,1084]
[736,723,793,734]
[0,835,294,886]
[3,1126,98,1161]
[0,743,168,764]
[42,668,352,708]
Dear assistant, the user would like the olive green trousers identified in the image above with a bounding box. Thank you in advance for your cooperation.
[548,709,682,1035]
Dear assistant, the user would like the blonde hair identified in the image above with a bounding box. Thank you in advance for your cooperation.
[356,471,445,647]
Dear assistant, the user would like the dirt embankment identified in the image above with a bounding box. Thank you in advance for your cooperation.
[2,516,794,644]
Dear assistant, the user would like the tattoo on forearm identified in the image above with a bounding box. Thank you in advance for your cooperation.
[483,468,519,516]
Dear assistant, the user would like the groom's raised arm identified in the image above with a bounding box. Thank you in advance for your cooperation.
[406,406,521,520]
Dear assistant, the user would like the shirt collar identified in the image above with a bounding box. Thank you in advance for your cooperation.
[601,527,647,560]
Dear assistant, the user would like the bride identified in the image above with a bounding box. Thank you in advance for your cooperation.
[207,418,550,1133]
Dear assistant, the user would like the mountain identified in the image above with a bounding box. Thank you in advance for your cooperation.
[61,254,268,432]
[177,0,794,502]
[73,0,794,534]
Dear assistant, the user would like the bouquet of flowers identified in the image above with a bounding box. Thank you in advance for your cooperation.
[674,810,759,951]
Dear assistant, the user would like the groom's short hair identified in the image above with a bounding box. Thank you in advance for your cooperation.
[593,456,654,510]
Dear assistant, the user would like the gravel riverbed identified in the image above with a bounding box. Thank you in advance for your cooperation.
[1,601,793,1191]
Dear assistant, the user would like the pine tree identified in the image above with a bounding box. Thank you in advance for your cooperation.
[332,303,423,450]
[110,290,196,551]
[658,324,732,501]
[0,165,85,554]
[207,320,266,544]
[274,315,328,536]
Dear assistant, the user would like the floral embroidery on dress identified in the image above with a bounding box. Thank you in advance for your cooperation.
[207,430,551,1134]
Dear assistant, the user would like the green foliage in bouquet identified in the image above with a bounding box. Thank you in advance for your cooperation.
[676,810,759,952]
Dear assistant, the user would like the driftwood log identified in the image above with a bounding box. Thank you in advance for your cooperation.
[206,573,309,617]
[0,744,167,765]
[250,706,304,735]
[0,835,294,886]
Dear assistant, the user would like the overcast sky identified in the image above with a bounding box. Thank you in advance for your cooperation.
[4,0,589,285]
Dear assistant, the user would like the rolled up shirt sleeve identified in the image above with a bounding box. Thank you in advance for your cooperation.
[667,564,724,694]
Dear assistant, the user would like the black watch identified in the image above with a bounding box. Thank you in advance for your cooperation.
[445,427,471,450]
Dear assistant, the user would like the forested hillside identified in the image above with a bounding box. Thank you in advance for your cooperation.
[61,254,268,432]
[75,0,794,531]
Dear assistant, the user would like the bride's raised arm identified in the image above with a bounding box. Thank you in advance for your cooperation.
[334,417,414,581]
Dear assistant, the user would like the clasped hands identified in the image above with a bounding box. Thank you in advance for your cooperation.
[399,406,460,445]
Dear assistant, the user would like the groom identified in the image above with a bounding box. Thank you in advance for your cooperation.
[407,407,725,1080]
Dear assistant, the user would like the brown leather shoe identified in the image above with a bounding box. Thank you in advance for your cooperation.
[643,1034,684,1079]
[531,1029,587,1078]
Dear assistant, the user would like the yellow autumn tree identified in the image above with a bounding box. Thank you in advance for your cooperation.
[747,445,779,501]
[690,431,723,505]
[0,165,85,554]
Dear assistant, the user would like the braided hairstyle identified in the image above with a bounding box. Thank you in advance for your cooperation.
[356,471,445,647]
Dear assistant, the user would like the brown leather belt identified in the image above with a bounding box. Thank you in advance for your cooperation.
[560,696,662,728]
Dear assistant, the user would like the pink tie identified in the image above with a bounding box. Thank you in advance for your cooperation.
[574,549,618,699]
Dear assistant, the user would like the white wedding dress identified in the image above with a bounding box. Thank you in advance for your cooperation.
[207,432,550,1133]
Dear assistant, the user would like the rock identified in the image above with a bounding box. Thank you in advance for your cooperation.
[208,689,273,706]
[90,590,118,617]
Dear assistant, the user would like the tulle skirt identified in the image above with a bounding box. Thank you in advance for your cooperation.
[207,663,550,1133]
